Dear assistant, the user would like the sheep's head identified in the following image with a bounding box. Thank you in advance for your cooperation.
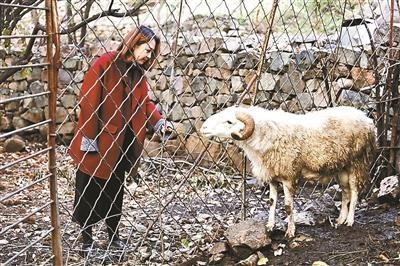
[200,107,255,141]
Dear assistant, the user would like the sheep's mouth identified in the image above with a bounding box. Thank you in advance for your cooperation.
[199,129,224,140]
[200,130,213,138]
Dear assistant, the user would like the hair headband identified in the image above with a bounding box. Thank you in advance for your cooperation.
[139,25,156,40]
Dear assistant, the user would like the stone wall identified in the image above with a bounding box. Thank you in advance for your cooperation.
[0,17,387,163]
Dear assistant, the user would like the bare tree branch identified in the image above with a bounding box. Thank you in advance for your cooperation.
[0,0,152,82]
[59,5,146,35]
[78,0,95,48]
[1,0,43,34]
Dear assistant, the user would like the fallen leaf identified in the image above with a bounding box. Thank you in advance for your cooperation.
[273,248,283,256]
[24,215,36,224]
[394,215,400,227]
[293,234,314,242]
[0,182,8,190]
[312,261,329,266]
[377,253,390,262]
[2,198,23,206]
[257,257,269,265]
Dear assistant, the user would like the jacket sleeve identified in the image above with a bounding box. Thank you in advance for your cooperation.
[78,59,104,139]
[143,79,163,127]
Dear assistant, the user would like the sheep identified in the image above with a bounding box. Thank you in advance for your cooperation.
[200,105,376,238]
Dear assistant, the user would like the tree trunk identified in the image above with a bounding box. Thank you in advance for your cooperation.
[79,0,95,48]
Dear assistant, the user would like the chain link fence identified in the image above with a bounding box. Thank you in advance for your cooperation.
[1,0,399,264]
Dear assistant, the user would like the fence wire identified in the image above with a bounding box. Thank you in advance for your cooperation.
[1,0,399,265]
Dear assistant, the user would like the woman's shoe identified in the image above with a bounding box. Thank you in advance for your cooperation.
[109,236,127,249]
[79,241,99,257]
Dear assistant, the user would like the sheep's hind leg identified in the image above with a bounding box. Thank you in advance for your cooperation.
[345,177,359,226]
[337,171,350,225]
[266,181,278,232]
[282,180,295,238]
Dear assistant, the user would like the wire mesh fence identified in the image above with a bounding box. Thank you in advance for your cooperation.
[1,0,399,265]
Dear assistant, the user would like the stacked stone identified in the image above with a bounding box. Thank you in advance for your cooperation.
[0,16,386,160]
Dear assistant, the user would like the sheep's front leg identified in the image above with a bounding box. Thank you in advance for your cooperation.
[266,181,278,232]
[282,180,295,238]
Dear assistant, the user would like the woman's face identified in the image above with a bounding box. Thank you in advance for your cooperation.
[128,39,156,65]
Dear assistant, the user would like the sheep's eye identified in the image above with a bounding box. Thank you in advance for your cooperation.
[226,120,233,125]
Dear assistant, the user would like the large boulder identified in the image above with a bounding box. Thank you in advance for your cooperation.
[225,219,271,259]
[4,135,25,153]
[378,175,400,204]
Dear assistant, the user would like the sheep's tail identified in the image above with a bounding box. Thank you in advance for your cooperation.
[359,130,377,198]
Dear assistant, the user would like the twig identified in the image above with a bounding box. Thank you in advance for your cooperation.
[327,249,368,261]
[59,4,146,35]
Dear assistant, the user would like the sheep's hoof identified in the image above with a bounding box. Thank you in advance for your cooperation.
[334,223,343,229]
[284,226,295,238]
[336,217,346,225]
[285,230,295,238]
[266,224,274,232]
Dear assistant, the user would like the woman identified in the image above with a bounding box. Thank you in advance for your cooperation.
[69,25,172,256]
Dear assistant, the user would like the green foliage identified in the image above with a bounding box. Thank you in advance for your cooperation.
[19,68,32,79]
[245,0,366,36]
[237,17,247,26]
[2,29,11,49]
[273,0,343,36]
[180,238,190,249]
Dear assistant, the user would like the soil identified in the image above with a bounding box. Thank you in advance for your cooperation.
[264,204,400,266]
[1,138,399,265]
[183,202,400,266]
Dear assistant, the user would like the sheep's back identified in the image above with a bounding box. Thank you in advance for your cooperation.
[300,111,375,173]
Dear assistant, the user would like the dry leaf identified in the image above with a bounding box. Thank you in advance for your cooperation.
[377,253,390,262]
[257,257,269,265]
[312,261,329,266]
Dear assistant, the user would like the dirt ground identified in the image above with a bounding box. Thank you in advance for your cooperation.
[264,204,400,266]
[1,138,400,265]
[183,202,400,266]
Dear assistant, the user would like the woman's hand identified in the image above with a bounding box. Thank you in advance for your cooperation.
[155,119,173,141]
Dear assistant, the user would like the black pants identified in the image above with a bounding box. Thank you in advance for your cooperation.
[72,128,140,239]
[72,168,125,229]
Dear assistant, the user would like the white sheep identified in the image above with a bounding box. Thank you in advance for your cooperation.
[200,105,376,237]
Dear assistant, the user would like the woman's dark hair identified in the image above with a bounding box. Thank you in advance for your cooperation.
[117,25,161,70]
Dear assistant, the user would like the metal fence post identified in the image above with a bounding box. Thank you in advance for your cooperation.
[45,0,63,264]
